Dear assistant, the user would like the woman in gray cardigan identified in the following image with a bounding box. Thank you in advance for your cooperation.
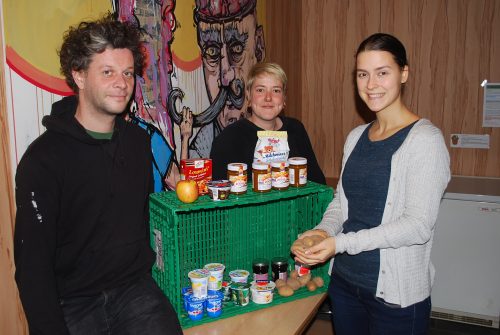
[292,33,450,335]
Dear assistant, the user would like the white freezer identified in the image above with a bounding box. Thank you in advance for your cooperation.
[431,176,500,328]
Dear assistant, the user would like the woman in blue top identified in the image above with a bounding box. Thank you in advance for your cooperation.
[292,33,450,334]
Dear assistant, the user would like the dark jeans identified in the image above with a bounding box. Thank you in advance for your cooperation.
[329,273,431,335]
[60,273,183,335]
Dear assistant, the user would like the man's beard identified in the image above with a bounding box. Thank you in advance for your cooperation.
[167,79,245,127]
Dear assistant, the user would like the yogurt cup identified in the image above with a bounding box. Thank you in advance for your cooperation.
[229,269,250,283]
[207,180,231,201]
[203,263,225,291]
[206,291,224,318]
[186,295,206,321]
[231,282,251,306]
[182,286,193,311]
[250,281,276,304]
[188,269,210,298]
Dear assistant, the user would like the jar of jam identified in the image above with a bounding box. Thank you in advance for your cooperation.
[271,257,288,281]
[252,258,269,284]
[288,157,308,187]
[271,161,289,190]
[252,162,271,193]
[227,163,247,194]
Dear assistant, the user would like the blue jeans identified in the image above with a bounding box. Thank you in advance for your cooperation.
[60,273,182,335]
[329,273,431,335]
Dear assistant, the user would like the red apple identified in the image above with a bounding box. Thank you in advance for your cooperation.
[176,180,199,203]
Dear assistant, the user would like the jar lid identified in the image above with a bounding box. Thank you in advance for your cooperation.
[288,157,307,165]
[252,162,270,170]
[227,163,247,172]
[271,257,288,266]
[270,161,289,168]
[252,258,269,267]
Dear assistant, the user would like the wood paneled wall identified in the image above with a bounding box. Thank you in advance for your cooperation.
[0,10,28,335]
[266,0,500,179]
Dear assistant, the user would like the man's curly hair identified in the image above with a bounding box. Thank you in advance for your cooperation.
[59,13,144,93]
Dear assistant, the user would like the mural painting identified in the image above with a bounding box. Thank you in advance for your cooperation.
[3,0,266,191]
[115,0,266,191]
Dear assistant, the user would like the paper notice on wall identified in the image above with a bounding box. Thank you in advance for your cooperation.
[450,134,490,149]
[483,83,500,127]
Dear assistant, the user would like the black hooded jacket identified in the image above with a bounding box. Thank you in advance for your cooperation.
[14,96,155,334]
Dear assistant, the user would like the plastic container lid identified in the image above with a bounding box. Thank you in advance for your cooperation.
[270,161,289,168]
[227,163,247,172]
[252,162,270,170]
[203,263,225,272]
[188,269,209,279]
[288,157,307,165]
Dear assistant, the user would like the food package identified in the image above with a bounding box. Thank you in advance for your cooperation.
[180,159,212,195]
[254,131,290,163]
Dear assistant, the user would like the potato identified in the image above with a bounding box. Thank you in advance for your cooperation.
[310,235,325,245]
[291,239,306,253]
[306,280,318,292]
[312,276,324,288]
[298,273,312,287]
[278,285,294,297]
[287,278,301,291]
[289,270,299,279]
[302,236,315,247]
[275,279,287,288]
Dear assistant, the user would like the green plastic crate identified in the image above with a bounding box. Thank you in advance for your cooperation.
[149,182,333,328]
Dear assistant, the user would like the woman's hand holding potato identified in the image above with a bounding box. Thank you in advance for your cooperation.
[291,230,336,266]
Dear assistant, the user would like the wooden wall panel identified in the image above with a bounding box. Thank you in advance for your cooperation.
[265,0,302,122]
[381,0,500,177]
[266,0,500,179]
[0,10,28,335]
[301,0,380,178]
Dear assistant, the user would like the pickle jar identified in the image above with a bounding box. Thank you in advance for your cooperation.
[252,162,271,193]
[271,161,289,190]
[288,157,308,187]
[227,163,247,195]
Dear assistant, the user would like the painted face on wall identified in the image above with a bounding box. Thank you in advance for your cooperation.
[197,12,265,129]
[356,50,408,115]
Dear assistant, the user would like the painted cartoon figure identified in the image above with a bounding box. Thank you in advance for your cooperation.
[168,0,266,159]
[114,0,191,191]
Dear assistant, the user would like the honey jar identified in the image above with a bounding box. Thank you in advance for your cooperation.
[271,161,289,190]
[252,162,271,193]
[227,163,247,194]
[288,157,308,187]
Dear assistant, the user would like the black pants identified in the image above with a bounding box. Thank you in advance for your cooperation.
[60,273,183,335]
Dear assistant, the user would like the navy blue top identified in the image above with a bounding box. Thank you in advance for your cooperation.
[333,121,416,293]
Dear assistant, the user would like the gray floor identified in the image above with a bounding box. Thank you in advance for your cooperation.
[303,302,500,335]
[429,319,499,335]
[304,316,500,335]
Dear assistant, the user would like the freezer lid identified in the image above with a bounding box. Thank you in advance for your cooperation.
[443,176,500,203]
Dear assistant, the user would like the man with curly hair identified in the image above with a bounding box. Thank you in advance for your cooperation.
[14,14,182,335]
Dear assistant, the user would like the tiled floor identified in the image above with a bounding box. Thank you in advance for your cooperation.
[303,313,500,335]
